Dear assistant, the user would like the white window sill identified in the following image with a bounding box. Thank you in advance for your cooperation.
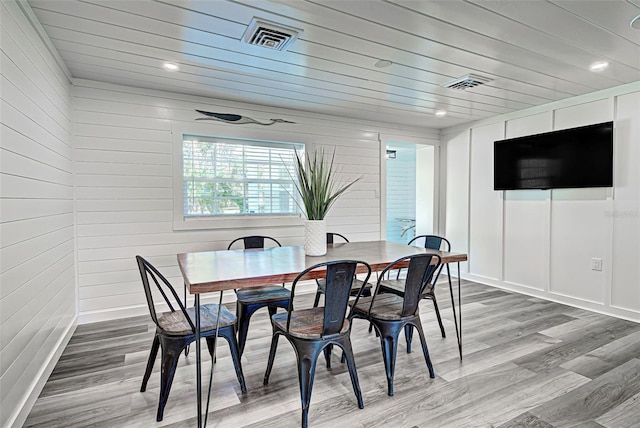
[173,214,303,231]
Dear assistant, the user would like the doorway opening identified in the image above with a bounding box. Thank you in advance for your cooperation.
[385,142,436,243]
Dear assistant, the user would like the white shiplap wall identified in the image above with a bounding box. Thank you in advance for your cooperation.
[73,78,439,323]
[444,82,640,323]
[0,2,75,427]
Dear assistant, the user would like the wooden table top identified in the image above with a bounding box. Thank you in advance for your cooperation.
[178,240,468,294]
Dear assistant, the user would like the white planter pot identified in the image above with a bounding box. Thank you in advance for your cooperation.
[304,219,327,256]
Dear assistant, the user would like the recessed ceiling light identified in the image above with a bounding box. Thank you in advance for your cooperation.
[374,59,393,68]
[589,61,609,72]
[631,14,640,30]
[435,110,447,117]
[163,62,179,71]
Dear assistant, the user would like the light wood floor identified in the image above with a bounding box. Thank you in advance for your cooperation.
[26,281,640,428]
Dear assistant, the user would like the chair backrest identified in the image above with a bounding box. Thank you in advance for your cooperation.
[407,235,450,288]
[287,260,372,337]
[326,232,349,244]
[227,235,282,250]
[408,235,451,252]
[136,256,194,332]
[372,253,442,317]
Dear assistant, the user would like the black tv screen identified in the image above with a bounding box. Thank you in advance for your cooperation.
[494,122,613,190]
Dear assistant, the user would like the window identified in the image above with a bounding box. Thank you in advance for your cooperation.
[182,134,304,217]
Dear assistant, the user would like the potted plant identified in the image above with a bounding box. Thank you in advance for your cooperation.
[289,148,361,256]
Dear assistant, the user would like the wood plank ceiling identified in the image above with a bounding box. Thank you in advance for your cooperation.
[28,0,640,129]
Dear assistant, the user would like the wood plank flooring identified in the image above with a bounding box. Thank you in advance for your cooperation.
[25,281,640,427]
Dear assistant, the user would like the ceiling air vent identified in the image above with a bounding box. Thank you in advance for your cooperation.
[442,74,492,90]
[242,18,302,51]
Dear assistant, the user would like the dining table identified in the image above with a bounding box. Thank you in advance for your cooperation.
[177,240,468,428]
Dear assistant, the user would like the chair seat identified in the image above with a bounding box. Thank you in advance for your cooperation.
[379,279,434,297]
[236,285,291,304]
[271,307,349,339]
[350,294,419,321]
[316,278,370,294]
[377,279,404,294]
[158,303,236,335]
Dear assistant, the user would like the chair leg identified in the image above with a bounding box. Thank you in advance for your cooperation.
[267,305,278,318]
[205,335,218,366]
[431,296,446,338]
[236,301,248,357]
[238,299,289,358]
[292,340,322,428]
[141,334,160,392]
[217,327,247,393]
[338,335,364,409]
[263,332,280,386]
[157,336,184,422]
[183,285,190,357]
[324,344,333,369]
[404,324,413,354]
[377,324,401,397]
[413,321,435,378]
[313,290,322,307]
[236,302,257,357]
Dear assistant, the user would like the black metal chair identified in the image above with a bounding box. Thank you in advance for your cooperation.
[349,253,442,396]
[228,235,291,356]
[380,235,450,345]
[312,233,371,307]
[136,256,246,421]
[264,260,372,428]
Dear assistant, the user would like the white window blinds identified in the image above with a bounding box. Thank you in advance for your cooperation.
[182,135,304,217]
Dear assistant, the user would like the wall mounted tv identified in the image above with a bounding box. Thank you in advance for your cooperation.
[494,121,613,190]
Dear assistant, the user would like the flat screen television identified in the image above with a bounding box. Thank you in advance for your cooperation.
[494,121,613,190]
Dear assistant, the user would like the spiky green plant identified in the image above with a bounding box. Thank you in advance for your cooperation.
[288,148,361,220]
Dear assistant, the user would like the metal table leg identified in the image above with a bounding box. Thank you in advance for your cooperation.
[446,262,463,360]
[195,291,224,428]
[185,284,190,356]
[204,291,224,427]
[195,294,202,428]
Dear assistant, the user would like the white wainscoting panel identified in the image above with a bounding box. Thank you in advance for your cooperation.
[553,97,613,130]
[610,91,640,312]
[0,2,75,427]
[415,145,435,236]
[443,130,470,273]
[502,113,552,290]
[549,197,609,303]
[549,101,613,304]
[443,83,640,323]
[469,122,504,280]
[503,191,550,291]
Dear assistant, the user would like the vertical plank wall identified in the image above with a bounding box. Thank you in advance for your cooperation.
[444,83,640,322]
[0,2,75,427]
[72,79,439,323]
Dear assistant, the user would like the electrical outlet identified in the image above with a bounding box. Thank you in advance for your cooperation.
[591,258,603,271]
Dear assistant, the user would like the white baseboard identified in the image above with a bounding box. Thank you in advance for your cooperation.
[8,315,77,428]
[461,272,640,324]
[78,294,238,324]
[78,282,319,324]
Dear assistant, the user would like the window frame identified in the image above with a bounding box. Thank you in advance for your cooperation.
[172,123,312,231]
